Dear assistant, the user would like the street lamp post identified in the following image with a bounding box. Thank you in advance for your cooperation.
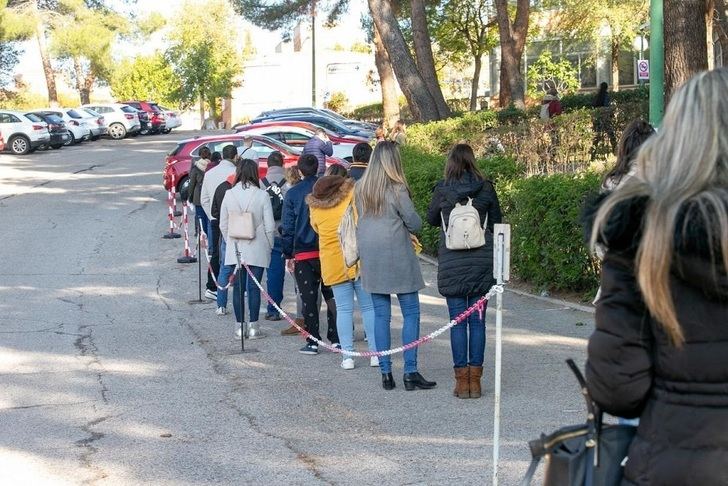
[649,0,664,126]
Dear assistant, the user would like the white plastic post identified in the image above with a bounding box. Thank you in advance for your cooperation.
[492,224,511,486]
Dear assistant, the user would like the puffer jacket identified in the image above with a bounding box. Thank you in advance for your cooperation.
[302,137,333,176]
[280,175,319,259]
[584,194,728,486]
[426,173,502,297]
[307,176,357,286]
[187,158,209,206]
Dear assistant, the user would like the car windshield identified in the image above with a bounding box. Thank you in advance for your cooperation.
[82,108,101,117]
[258,135,301,155]
[168,143,185,157]
[24,113,43,122]
[120,106,137,114]
[149,103,163,112]
[66,109,83,119]
[44,114,64,124]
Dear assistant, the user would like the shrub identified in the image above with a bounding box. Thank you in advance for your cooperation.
[407,110,498,155]
[559,86,648,112]
[527,51,581,98]
[325,91,349,112]
[496,104,528,126]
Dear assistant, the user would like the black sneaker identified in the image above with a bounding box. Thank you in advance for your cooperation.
[299,344,319,355]
[265,313,283,321]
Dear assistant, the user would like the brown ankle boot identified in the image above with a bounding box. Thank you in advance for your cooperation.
[469,366,483,398]
[453,367,470,399]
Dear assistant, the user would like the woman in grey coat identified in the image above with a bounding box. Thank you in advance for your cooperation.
[356,141,436,391]
[220,160,275,339]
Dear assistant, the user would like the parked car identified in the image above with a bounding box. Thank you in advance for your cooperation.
[82,103,141,139]
[163,134,344,200]
[158,105,181,132]
[119,100,166,134]
[251,113,373,139]
[0,132,5,152]
[0,110,51,155]
[236,120,367,160]
[33,109,90,146]
[29,112,71,149]
[254,107,377,131]
[76,107,108,140]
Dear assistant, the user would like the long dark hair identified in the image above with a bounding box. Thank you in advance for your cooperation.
[602,119,655,187]
[593,82,609,107]
[445,144,483,182]
[234,159,260,187]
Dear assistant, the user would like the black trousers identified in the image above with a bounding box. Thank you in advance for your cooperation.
[208,219,221,292]
[295,258,338,345]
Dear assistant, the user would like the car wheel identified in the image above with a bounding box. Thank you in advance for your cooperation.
[108,123,127,140]
[64,132,75,146]
[50,144,63,149]
[8,135,30,155]
[162,128,172,134]
[177,176,190,202]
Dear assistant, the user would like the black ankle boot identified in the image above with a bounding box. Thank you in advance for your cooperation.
[403,372,437,391]
[382,373,395,390]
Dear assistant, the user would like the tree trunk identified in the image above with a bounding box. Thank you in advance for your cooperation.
[199,93,205,129]
[33,15,57,106]
[410,0,451,118]
[717,0,728,66]
[373,24,401,130]
[367,0,440,122]
[707,0,716,69]
[73,57,91,105]
[494,0,530,109]
[664,0,710,102]
[470,54,483,111]
[611,39,620,92]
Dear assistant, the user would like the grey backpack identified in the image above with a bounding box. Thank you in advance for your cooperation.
[441,198,487,250]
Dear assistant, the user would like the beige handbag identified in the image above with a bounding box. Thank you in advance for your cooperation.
[228,188,256,240]
[338,200,358,268]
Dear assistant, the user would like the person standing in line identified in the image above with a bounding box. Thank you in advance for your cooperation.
[373,127,386,145]
[261,151,287,322]
[302,128,333,177]
[187,146,217,295]
[601,119,655,191]
[280,154,339,355]
[211,169,237,316]
[389,120,407,146]
[219,159,275,339]
[348,142,372,181]
[209,151,222,171]
[426,144,502,399]
[307,173,379,369]
[237,136,259,162]
[199,144,239,301]
[584,68,728,485]
[280,165,306,335]
[356,142,435,391]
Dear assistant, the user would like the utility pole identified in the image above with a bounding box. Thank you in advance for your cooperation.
[311,0,317,107]
[649,0,664,126]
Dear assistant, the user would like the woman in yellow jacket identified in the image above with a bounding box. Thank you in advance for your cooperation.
[307,170,378,369]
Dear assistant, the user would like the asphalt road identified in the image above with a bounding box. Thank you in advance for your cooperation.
[0,132,595,485]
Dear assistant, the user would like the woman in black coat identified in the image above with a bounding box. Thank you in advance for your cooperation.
[585,68,728,485]
[426,144,502,399]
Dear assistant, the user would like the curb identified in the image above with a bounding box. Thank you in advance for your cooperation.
[417,254,596,315]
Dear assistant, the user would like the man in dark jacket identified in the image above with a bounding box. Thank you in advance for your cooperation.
[348,142,372,181]
[302,128,333,176]
[280,154,338,354]
[187,146,214,294]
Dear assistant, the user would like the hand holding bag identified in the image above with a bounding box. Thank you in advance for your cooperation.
[228,187,256,240]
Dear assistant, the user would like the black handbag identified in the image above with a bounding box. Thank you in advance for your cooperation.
[520,359,637,486]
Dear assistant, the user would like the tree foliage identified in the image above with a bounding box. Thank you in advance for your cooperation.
[110,53,177,106]
[231,0,348,33]
[527,51,580,97]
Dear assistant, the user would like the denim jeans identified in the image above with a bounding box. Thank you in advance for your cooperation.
[332,279,376,358]
[446,296,486,368]
[371,292,420,374]
[266,237,285,316]
[217,239,234,308]
[232,265,265,323]
[194,205,209,237]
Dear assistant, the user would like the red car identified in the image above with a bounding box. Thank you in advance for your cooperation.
[119,100,166,134]
[163,133,342,201]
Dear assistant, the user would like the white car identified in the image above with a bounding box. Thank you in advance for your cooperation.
[0,110,50,155]
[82,103,140,140]
[39,109,91,145]
[78,107,108,140]
[158,105,182,131]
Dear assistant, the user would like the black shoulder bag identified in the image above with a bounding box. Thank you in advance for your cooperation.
[520,359,637,486]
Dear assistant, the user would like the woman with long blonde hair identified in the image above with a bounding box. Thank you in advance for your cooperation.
[356,142,436,391]
[585,68,728,484]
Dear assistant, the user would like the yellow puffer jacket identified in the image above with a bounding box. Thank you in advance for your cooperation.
[307,176,357,286]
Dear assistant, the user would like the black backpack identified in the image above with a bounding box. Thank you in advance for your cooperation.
[262,177,284,220]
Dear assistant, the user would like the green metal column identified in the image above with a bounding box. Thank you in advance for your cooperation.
[649,0,664,126]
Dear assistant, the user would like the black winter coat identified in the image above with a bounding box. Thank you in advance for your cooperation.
[426,173,502,297]
[584,195,728,486]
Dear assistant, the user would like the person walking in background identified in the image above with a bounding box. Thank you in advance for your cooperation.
[280,154,339,354]
[261,151,287,322]
[584,68,728,485]
[349,142,372,181]
[591,81,617,158]
[302,128,333,177]
[356,142,435,391]
[187,146,216,296]
[539,88,562,120]
[389,120,407,146]
[601,119,655,191]
[426,144,502,399]
[308,172,378,370]
[199,144,239,301]
[219,159,275,340]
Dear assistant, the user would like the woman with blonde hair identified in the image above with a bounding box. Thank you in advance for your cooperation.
[356,142,436,391]
[585,68,728,484]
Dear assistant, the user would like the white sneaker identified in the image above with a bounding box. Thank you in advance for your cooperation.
[215,306,227,316]
[205,289,217,300]
[370,356,379,367]
[341,358,355,370]
[235,322,243,339]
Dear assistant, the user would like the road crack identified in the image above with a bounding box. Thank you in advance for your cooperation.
[75,415,111,485]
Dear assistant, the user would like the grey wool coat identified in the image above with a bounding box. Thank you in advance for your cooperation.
[219,183,275,268]
[356,184,425,295]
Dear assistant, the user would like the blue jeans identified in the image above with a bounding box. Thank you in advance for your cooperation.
[233,265,265,323]
[332,279,376,357]
[371,292,420,374]
[217,240,234,308]
[446,296,486,368]
[194,205,209,237]
[266,237,285,316]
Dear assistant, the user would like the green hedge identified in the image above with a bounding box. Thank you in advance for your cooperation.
[407,110,499,155]
[559,86,649,112]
